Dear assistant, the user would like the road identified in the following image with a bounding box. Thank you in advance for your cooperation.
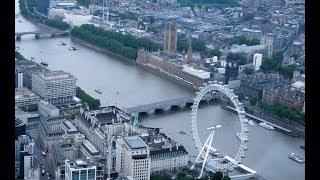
[27,129,55,180]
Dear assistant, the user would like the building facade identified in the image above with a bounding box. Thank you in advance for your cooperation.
[38,100,60,117]
[15,87,40,108]
[163,21,177,53]
[32,70,77,105]
[65,159,96,180]
[116,136,151,180]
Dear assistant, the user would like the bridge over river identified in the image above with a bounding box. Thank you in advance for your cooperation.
[125,93,221,116]
[15,30,70,41]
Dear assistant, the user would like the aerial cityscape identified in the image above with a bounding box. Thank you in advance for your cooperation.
[15,0,305,179]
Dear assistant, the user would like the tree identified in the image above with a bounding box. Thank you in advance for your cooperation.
[250,96,258,106]
[150,172,171,180]
[222,176,231,180]
[211,171,223,180]
[243,67,254,75]
[76,0,91,7]
[237,92,245,101]
[75,87,101,109]
[209,48,221,58]
[242,12,254,21]
[230,36,260,46]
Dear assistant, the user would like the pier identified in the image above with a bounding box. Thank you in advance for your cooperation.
[223,106,292,133]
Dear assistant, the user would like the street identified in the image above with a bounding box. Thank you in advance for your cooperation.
[26,129,55,180]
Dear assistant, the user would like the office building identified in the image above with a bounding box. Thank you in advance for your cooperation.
[37,116,66,153]
[116,136,151,180]
[15,135,38,179]
[253,53,262,71]
[17,72,24,88]
[38,100,60,117]
[65,159,97,180]
[15,87,40,109]
[164,21,177,53]
[32,70,77,105]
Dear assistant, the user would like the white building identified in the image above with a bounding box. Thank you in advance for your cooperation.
[48,8,66,21]
[17,72,23,88]
[38,100,60,117]
[15,87,40,108]
[182,65,210,80]
[253,53,263,71]
[65,159,97,180]
[116,136,151,180]
[32,70,77,105]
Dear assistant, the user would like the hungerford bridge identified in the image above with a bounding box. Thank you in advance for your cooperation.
[125,93,221,116]
[15,30,70,41]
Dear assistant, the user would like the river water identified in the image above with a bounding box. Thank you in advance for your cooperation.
[15,1,305,179]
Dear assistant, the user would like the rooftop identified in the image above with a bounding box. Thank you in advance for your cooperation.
[15,87,39,100]
[123,136,147,149]
[81,140,100,156]
[37,70,76,81]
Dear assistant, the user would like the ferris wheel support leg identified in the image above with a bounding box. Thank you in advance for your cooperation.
[191,131,212,170]
[198,132,214,179]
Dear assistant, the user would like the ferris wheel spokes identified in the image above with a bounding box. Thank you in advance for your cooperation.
[191,125,221,179]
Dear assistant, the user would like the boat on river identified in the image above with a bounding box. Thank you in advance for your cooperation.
[248,120,255,126]
[289,153,304,163]
[259,122,275,130]
[69,46,78,51]
[95,89,102,94]
[40,62,48,66]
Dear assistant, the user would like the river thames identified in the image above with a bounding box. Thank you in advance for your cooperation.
[15,1,305,179]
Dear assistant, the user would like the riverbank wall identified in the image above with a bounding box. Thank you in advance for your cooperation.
[71,36,198,91]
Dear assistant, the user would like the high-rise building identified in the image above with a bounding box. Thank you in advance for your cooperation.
[65,159,97,180]
[32,70,77,105]
[116,136,151,180]
[224,53,240,84]
[253,53,263,71]
[163,21,177,53]
[17,72,24,88]
[15,135,38,179]
[261,35,274,58]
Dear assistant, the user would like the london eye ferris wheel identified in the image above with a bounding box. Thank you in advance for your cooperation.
[189,81,250,178]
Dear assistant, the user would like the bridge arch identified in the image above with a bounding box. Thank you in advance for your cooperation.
[170,105,180,111]
[154,108,165,114]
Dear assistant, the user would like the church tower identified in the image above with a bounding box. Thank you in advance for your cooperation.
[187,41,193,64]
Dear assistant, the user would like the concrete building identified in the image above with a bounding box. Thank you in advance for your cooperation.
[17,72,24,88]
[137,49,211,88]
[38,100,60,117]
[163,21,177,53]
[253,53,262,71]
[65,159,97,180]
[37,116,66,153]
[116,136,151,180]
[15,117,26,140]
[136,128,189,173]
[15,87,40,109]
[31,70,77,106]
[15,135,38,180]
[48,8,66,21]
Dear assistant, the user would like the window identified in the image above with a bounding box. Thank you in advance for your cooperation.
[88,169,95,180]
[80,170,87,180]
[72,171,79,180]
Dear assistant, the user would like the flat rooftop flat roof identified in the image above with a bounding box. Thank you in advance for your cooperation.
[123,136,147,149]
